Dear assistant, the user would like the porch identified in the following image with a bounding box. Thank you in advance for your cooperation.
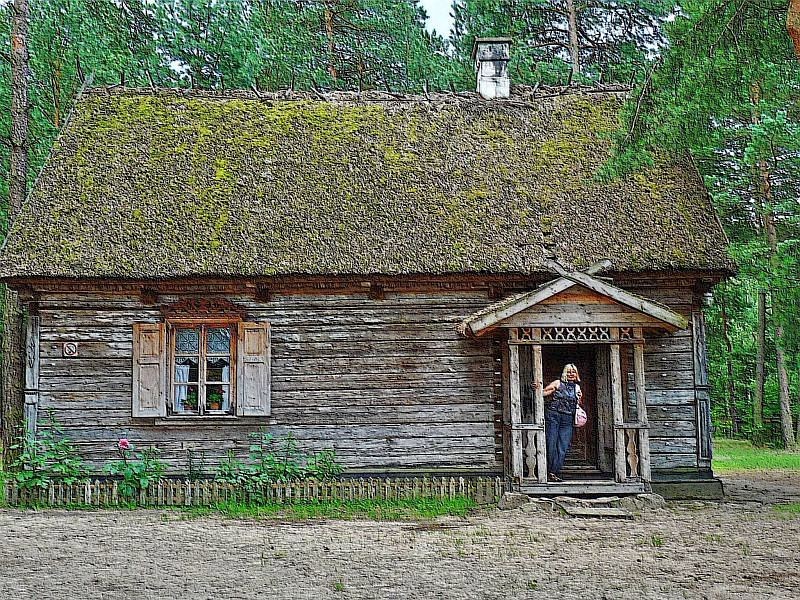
[507,328,653,492]
[459,263,690,497]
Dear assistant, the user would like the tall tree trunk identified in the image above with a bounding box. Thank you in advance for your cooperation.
[324,5,338,81]
[9,0,29,213]
[720,291,738,434]
[757,146,794,448]
[1,0,30,467]
[749,80,793,446]
[566,0,581,79]
[776,326,796,448]
[754,290,766,433]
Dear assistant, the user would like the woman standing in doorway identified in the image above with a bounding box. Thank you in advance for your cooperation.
[536,364,583,482]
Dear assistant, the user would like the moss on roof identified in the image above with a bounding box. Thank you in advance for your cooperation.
[0,87,732,279]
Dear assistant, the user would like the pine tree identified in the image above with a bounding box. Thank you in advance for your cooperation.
[450,0,673,85]
[615,0,800,446]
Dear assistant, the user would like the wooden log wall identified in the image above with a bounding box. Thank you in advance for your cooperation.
[624,280,703,473]
[34,291,501,476]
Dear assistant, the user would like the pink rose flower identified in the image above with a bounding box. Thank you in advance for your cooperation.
[118,438,131,451]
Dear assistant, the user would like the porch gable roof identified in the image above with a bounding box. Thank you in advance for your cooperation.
[459,270,688,337]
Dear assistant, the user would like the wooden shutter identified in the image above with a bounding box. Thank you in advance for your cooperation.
[132,323,167,417]
[236,322,271,416]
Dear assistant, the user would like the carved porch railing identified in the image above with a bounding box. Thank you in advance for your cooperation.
[611,344,651,483]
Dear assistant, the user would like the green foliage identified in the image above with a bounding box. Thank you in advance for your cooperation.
[773,502,800,514]
[0,465,7,506]
[215,431,344,499]
[186,449,207,481]
[607,0,800,446]
[104,439,166,500]
[450,0,673,86]
[183,496,477,521]
[8,412,87,490]
[713,438,800,471]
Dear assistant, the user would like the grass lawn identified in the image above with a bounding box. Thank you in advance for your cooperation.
[713,437,800,471]
[182,497,477,521]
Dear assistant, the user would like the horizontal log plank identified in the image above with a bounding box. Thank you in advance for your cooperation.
[40,324,474,344]
[644,336,692,354]
[648,420,696,438]
[650,454,698,469]
[40,354,495,378]
[647,405,695,420]
[42,422,496,442]
[645,390,696,406]
[642,353,694,372]
[42,307,482,328]
[43,404,495,426]
[76,453,501,473]
[650,437,698,454]
[69,442,500,469]
[40,372,496,392]
[38,338,496,360]
[39,387,496,407]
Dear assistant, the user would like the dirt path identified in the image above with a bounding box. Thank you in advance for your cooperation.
[1,472,798,600]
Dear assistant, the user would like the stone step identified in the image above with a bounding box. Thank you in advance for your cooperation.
[559,506,634,519]
[498,491,666,512]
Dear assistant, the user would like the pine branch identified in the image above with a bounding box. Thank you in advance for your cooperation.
[709,0,750,56]
[625,57,662,144]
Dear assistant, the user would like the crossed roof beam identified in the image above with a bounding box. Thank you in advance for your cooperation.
[459,259,688,338]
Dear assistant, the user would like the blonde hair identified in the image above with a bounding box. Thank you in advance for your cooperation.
[560,363,580,383]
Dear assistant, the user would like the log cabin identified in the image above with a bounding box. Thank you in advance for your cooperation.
[0,40,733,498]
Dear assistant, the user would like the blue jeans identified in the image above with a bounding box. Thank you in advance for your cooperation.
[545,409,574,476]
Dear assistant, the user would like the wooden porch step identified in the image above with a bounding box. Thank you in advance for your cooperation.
[518,480,647,497]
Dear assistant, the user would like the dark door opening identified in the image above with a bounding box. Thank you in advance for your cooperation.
[541,345,598,470]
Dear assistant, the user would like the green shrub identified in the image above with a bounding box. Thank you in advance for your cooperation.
[9,411,87,490]
[104,438,166,500]
[215,431,343,499]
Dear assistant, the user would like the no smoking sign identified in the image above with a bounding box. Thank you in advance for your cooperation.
[62,342,79,357]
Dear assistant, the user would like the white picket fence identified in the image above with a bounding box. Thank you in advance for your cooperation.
[3,476,503,507]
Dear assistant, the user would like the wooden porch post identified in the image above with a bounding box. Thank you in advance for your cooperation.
[633,342,652,483]
[532,344,547,483]
[509,341,523,481]
[610,343,626,482]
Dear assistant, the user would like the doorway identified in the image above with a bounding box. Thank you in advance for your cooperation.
[517,345,600,473]
[541,345,597,470]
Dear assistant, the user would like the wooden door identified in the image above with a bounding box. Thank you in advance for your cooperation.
[541,345,597,466]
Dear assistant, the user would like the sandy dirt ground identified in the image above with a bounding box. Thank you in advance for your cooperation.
[1,471,799,600]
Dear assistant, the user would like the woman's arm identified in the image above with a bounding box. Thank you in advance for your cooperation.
[535,379,561,397]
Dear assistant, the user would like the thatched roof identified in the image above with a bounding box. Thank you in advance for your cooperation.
[0,87,732,280]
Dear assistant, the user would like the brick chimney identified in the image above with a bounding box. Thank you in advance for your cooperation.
[472,37,512,100]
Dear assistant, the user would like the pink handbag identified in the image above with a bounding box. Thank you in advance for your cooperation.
[574,406,588,427]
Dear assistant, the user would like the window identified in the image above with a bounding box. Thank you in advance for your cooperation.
[172,324,235,416]
[132,320,271,419]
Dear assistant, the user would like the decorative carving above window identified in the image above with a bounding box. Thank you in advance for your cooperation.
[541,327,611,342]
[619,327,635,341]
[160,298,247,320]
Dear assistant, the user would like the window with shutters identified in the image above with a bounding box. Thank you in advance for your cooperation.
[171,323,235,416]
[132,319,271,419]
